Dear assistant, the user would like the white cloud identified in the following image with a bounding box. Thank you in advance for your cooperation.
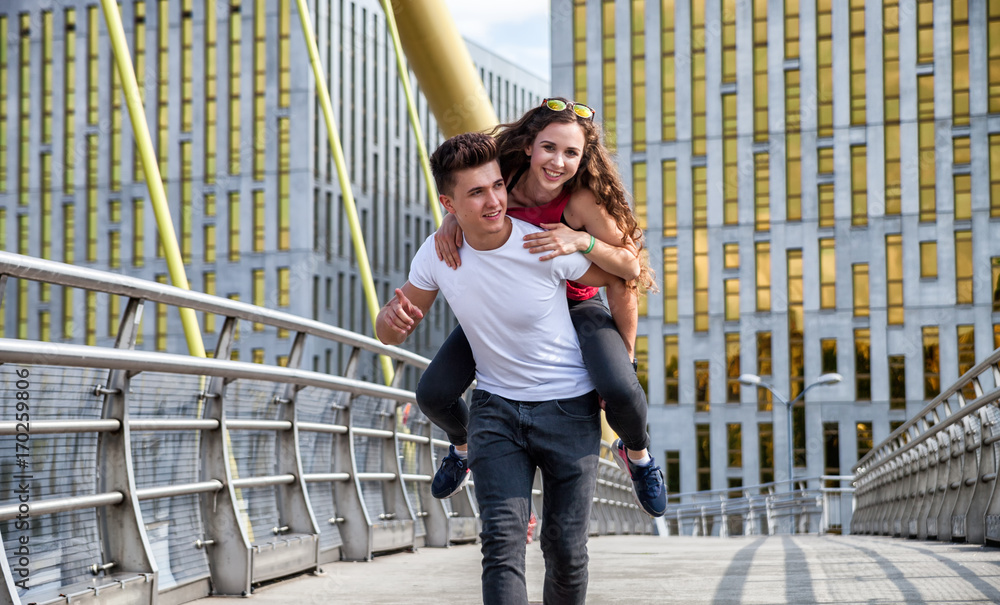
[443,1,551,80]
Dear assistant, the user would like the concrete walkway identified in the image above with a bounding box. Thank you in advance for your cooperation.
[193,535,1000,604]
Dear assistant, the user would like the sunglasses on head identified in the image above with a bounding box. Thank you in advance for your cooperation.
[541,98,596,120]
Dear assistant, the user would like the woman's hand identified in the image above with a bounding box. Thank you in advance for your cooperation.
[523,222,592,261]
[434,213,464,269]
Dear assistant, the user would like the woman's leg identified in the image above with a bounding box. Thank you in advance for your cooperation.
[569,295,650,452]
[415,325,477,446]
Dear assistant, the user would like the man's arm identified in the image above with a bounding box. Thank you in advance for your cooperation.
[375,282,438,345]
[574,263,621,290]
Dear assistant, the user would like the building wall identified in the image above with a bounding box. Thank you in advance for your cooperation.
[552,0,1000,494]
[0,0,548,390]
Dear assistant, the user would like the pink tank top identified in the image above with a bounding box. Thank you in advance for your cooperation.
[507,189,600,302]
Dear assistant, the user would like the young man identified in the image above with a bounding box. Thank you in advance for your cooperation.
[377,132,615,604]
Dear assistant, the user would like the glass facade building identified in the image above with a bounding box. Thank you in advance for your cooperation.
[552,0,1000,492]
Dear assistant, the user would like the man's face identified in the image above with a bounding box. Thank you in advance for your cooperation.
[441,162,508,237]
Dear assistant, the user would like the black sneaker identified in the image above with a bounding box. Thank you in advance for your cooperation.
[431,445,471,499]
[613,439,667,517]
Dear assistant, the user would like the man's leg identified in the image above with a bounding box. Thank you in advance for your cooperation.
[467,390,536,605]
[528,391,602,605]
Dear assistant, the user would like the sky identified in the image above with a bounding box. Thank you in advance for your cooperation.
[443,1,552,82]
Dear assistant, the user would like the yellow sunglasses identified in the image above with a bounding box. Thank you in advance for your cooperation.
[541,98,596,120]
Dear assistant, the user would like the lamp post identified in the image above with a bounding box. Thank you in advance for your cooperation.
[738,373,842,488]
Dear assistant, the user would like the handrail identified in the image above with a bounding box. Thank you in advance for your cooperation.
[666,475,853,501]
[854,347,1000,473]
[0,339,416,404]
[0,251,428,369]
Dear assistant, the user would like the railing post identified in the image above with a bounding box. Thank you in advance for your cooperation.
[414,417,450,547]
[965,405,998,544]
[198,317,253,595]
[261,331,322,580]
[372,363,417,554]
[950,414,982,542]
[927,432,951,539]
[335,348,375,561]
[937,424,966,541]
[94,297,157,601]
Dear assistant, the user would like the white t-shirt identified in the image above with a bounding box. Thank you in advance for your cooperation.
[408,217,596,401]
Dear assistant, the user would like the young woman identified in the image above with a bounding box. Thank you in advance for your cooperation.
[419,98,665,516]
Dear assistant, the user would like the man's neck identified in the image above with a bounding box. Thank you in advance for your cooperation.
[463,217,513,251]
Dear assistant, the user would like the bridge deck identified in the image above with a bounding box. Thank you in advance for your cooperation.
[191,535,1000,604]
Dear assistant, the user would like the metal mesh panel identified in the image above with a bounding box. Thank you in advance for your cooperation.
[139,494,210,590]
[4,509,101,600]
[129,373,206,418]
[360,481,386,520]
[238,486,279,545]
[398,408,428,537]
[308,484,343,551]
[295,387,344,550]
[7,366,108,419]
[227,380,283,420]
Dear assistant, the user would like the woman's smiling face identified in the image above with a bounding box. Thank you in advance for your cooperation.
[525,121,586,194]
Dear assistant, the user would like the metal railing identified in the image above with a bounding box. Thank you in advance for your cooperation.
[662,476,854,537]
[852,346,1000,544]
[0,252,652,605]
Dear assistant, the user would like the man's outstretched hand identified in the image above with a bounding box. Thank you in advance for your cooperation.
[382,288,425,337]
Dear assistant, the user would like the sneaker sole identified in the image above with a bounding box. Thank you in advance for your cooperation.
[433,470,471,500]
[612,443,666,518]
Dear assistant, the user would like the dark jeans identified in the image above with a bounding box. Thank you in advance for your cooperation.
[414,294,650,451]
[468,389,601,605]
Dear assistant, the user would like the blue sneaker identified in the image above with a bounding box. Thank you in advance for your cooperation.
[612,439,667,517]
[431,445,471,499]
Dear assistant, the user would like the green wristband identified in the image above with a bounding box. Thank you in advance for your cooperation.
[582,235,596,255]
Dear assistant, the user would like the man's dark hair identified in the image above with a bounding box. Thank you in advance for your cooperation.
[430,132,498,196]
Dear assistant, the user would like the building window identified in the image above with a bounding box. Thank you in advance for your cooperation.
[723,94,738,224]
[786,70,801,222]
[252,0,267,179]
[726,333,740,403]
[755,153,769,231]
[724,243,739,269]
[632,0,646,152]
[696,423,711,491]
[993,257,1000,312]
[727,423,742,468]
[633,163,647,231]
[661,0,675,140]
[180,143,193,262]
[957,325,976,401]
[857,422,873,459]
[918,74,935,223]
[86,8,98,125]
[0,14,7,192]
[818,183,834,228]
[155,275,168,351]
[205,0,217,182]
[694,228,708,331]
[785,0,800,59]
[923,326,940,400]
[886,235,903,324]
[725,279,740,321]
[884,0,901,215]
[759,423,774,485]
[635,336,649,396]
[889,354,906,409]
[819,238,835,309]
[992,135,1000,218]
[955,231,973,304]
[278,0,291,107]
[824,422,840,480]
[920,241,937,278]
[788,250,804,399]
[662,160,677,237]
[695,360,710,412]
[278,118,291,250]
[850,0,866,124]
[753,0,767,141]
[757,332,772,411]
[602,0,617,150]
[252,348,265,364]
[756,242,770,312]
[990,1,1000,114]
[18,13,31,204]
[278,267,291,307]
[41,12,53,145]
[157,0,169,177]
[793,401,806,467]
[133,2,147,182]
[665,450,680,501]
[664,334,679,404]
[229,0,242,175]
[691,0,706,155]
[855,329,871,401]
[816,0,832,137]
[852,263,869,316]
[851,146,867,226]
[663,247,678,323]
[821,338,837,374]
[573,0,587,103]
[250,269,266,332]
[229,192,240,261]
[86,136,99,262]
[204,224,217,263]
[203,271,216,334]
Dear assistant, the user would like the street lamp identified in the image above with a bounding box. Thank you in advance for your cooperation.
[739,372,842,488]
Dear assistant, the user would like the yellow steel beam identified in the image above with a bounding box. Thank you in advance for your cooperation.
[380,0,441,227]
[295,0,395,385]
[392,0,498,138]
[99,0,206,360]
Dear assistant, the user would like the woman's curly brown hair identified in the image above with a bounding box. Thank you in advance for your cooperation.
[490,98,657,292]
